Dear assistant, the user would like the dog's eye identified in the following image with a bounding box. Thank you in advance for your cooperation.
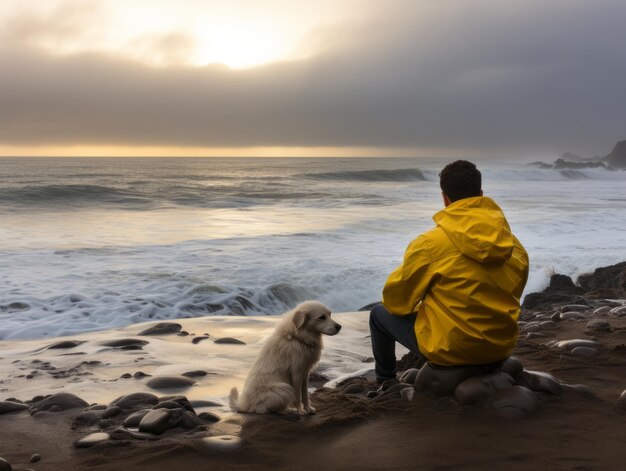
[318,315,326,320]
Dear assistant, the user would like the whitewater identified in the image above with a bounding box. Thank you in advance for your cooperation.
[1,157,625,340]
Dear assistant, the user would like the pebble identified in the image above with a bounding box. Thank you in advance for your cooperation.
[491,386,538,419]
[399,368,420,385]
[120,373,132,379]
[214,337,246,345]
[138,409,174,435]
[146,376,196,390]
[400,387,415,402]
[109,427,160,441]
[133,371,151,379]
[559,304,590,312]
[47,340,85,349]
[0,401,30,415]
[72,410,103,426]
[182,370,209,378]
[29,393,88,414]
[190,399,222,408]
[74,432,110,448]
[102,406,122,418]
[111,392,158,410]
[138,322,182,336]
[586,320,612,332]
[191,336,210,344]
[592,306,611,316]
[552,339,599,350]
[30,454,40,463]
[0,457,11,471]
[415,363,487,396]
[124,409,152,428]
[198,411,221,422]
[608,306,626,317]
[454,372,515,404]
[562,383,597,399]
[181,411,206,429]
[515,370,562,395]
[101,339,149,348]
[500,357,524,378]
[559,311,587,321]
[570,347,598,357]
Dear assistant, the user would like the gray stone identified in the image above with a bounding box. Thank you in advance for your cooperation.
[562,383,597,398]
[101,339,149,348]
[516,370,562,395]
[111,392,159,410]
[492,386,538,419]
[500,357,524,378]
[30,393,88,414]
[30,454,40,463]
[571,347,598,357]
[586,320,612,332]
[560,311,587,321]
[415,363,486,396]
[123,409,152,428]
[0,457,11,471]
[609,306,626,317]
[399,368,420,385]
[214,337,246,345]
[47,340,85,349]
[138,409,173,435]
[181,411,206,429]
[341,383,365,394]
[102,406,122,418]
[381,382,413,396]
[553,339,599,350]
[182,370,209,378]
[455,377,491,404]
[133,371,151,379]
[146,376,196,390]
[155,395,195,413]
[109,427,160,441]
[74,432,110,448]
[560,304,590,312]
[190,399,222,408]
[72,410,103,426]
[138,322,182,336]
[198,411,221,422]
[0,401,30,415]
[592,306,611,316]
[192,336,210,344]
[400,387,415,402]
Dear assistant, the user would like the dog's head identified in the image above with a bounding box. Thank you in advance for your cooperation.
[291,301,341,336]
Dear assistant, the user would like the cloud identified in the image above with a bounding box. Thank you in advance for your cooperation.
[1,0,626,157]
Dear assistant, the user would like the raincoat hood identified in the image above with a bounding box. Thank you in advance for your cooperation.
[433,196,514,263]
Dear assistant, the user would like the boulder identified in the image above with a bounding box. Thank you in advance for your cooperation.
[577,261,626,297]
[492,386,538,419]
[516,370,562,395]
[110,392,159,410]
[604,140,626,169]
[30,393,88,414]
[138,323,182,336]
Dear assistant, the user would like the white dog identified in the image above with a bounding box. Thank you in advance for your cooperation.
[229,301,341,415]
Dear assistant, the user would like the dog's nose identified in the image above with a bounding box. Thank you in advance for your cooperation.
[335,323,342,332]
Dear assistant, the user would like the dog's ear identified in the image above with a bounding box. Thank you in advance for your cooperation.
[292,309,308,329]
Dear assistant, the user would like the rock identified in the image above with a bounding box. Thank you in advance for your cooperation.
[586,320,612,332]
[522,274,586,310]
[560,311,587,321]
[577,261,626,296]
[138,408,182,435]
[155,396,195,413]
[198,411,221,422]
[454,372,514,404]
[133,371,151,379]
[516,370,562,395]
[618,390,626,408]
[571,347,598,357]
[562,383,597,399]
[72,410,103,426]
[120,373,132,379]
[102,406,122,418]
[181,411,206,429]
[109,427,160,441]
[609,306,626,317]
[399,368,420,385]
[101,339,149,348]
[146,376,196,390]
[30,454,40,463]
[74,432,110,448]
[30,393,88,414]
[560,304,591,312]
[123,409,152,428]
[214,337,246,345]
[0,401,30,415]
[182,370,209,378]
[415,364,486,396]
[604,140,626,169]
[366,391,378,399]
[47,340,85,349]
[500,357,524,378]
[192,336,210,344]
[0,457,12,471]
[138,322,182,336]
[492,386,538,419]
[592,306,611,316]
[381,382,413,396]
[111,392,158,410]
[553,339,599,350]
[190,400,222,408]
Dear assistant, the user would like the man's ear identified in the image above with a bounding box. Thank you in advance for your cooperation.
[292,309,308,329]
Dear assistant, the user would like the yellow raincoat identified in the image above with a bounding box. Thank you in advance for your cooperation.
[382,196,528,366]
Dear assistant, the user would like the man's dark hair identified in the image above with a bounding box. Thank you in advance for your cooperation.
[439,160,482,202]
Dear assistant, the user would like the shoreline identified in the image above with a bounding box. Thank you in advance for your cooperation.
[1,263,625,470]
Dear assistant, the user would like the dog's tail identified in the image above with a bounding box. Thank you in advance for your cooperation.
[229,387,241,412]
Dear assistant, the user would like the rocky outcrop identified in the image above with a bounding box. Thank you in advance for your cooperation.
[522,274,585,310]
[577,262,626,298]
[605,140,626,169]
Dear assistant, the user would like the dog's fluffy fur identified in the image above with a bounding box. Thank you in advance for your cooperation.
[229,301,341,415]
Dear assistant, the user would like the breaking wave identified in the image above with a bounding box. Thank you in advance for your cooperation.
[301,168,429,182]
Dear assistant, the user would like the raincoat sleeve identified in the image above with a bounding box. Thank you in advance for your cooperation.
[382,235,433,316]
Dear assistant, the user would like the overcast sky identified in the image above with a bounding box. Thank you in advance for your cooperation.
[1,0,625,158]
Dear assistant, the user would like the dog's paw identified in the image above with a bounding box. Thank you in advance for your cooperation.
[296,407,308,416]
[305,406,316,415]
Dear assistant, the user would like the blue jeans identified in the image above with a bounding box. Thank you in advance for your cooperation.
[369,303,422,381]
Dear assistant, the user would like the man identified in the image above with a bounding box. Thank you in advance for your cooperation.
[370,160,529,383]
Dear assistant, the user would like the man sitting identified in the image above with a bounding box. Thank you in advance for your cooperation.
[370,160,529,384]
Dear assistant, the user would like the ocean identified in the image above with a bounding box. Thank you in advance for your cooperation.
[1,157,625,340]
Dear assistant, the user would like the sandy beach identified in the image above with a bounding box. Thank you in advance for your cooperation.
[1,265,626,470]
